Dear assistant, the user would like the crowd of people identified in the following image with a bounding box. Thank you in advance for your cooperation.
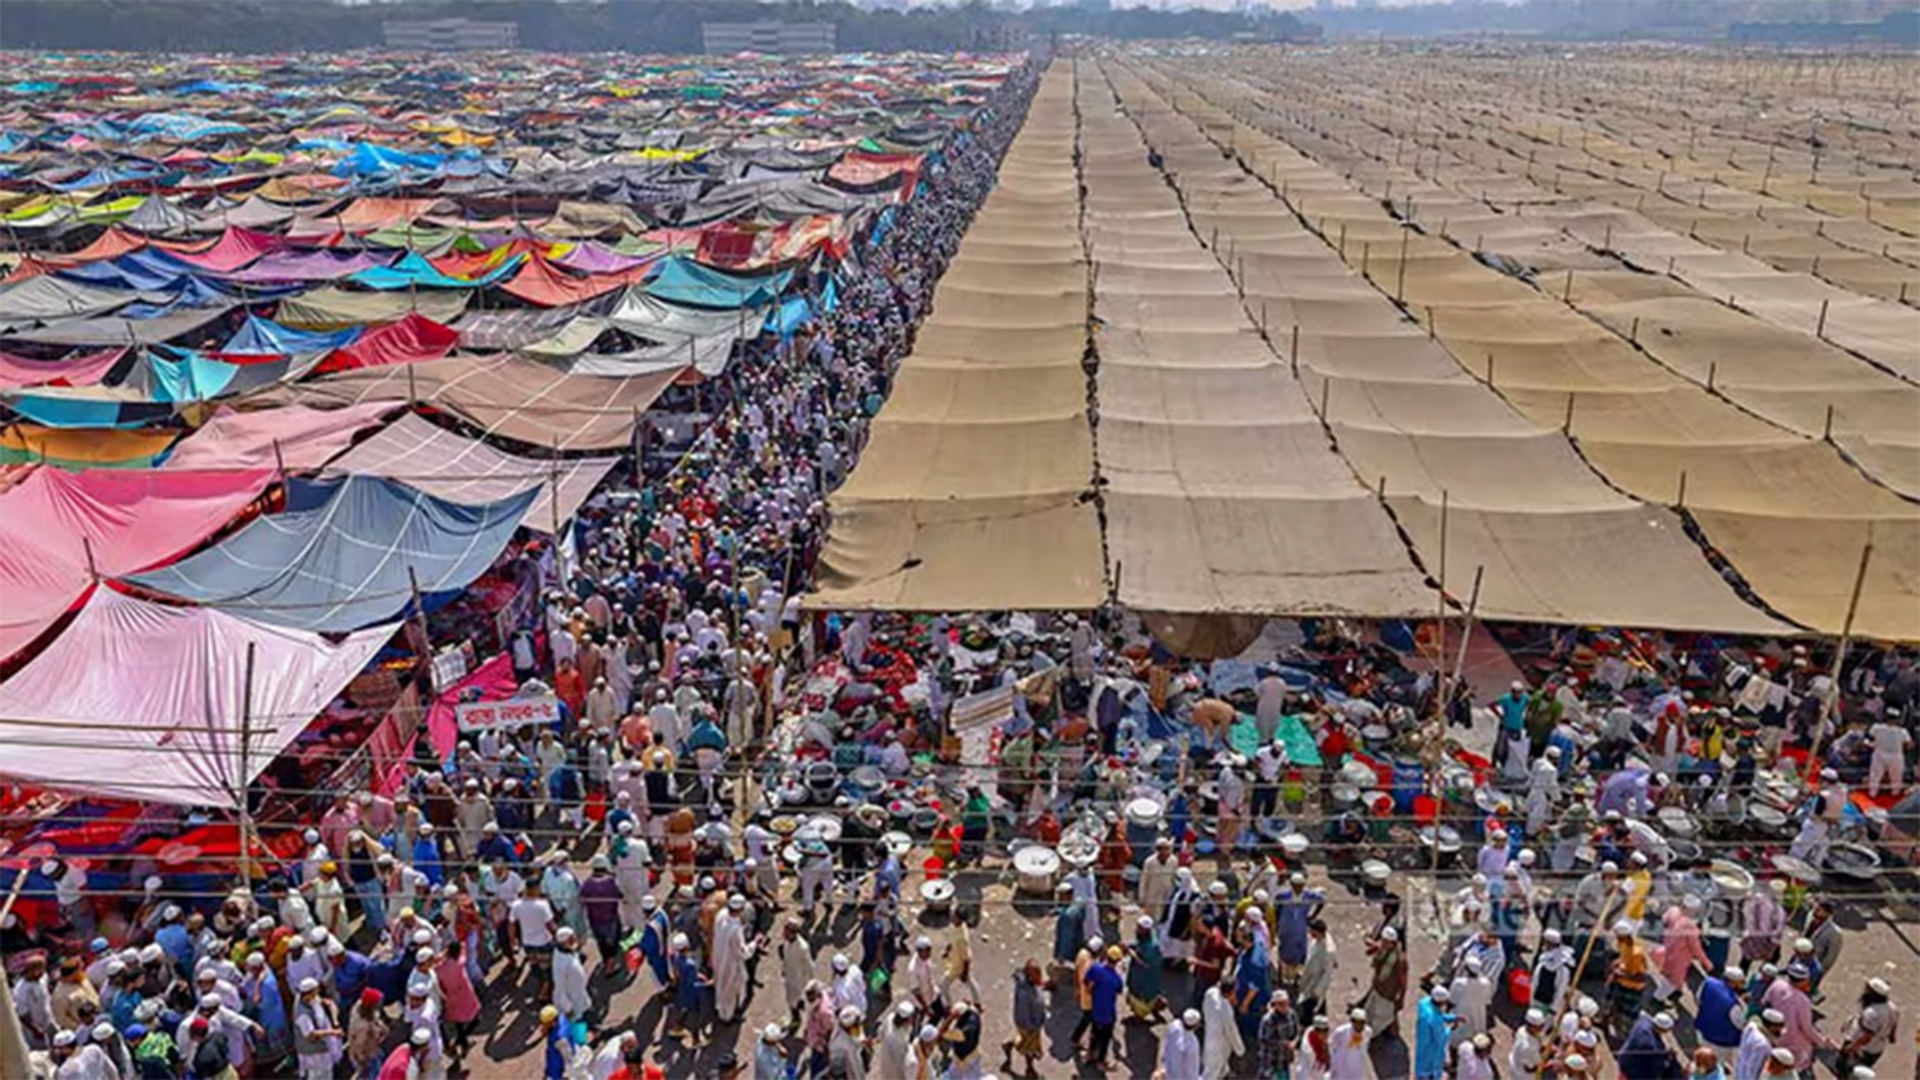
[8,51,1920,1080]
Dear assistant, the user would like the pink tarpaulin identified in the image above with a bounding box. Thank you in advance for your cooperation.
[425,652,519,756]
[0,466,274,661]
[0,586,394,807]
[334,197,442,230]
[162,402,399,473]
[317,312,458,374]
[164,226,284,273]
[0,347,125,389]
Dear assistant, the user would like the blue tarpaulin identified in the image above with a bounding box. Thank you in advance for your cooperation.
[2,394,174,428]
[348,251,524,291]
[59,249,202,291]
[221,314,361,356]
[126,475,536,632]
[332,143,447,178]
[642,256,791,310]
[768,295,812,339]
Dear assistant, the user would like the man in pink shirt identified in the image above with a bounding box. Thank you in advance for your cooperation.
[1653,895,1709,1008]
[1761,963,1832,1070]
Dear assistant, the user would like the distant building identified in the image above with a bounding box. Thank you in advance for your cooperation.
[700,21,838,55]
[383,18,519,50]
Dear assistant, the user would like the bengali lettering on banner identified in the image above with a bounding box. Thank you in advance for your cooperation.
[455,694,561,733]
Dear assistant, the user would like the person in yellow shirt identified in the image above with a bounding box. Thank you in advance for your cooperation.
[1622,851,1654,922]
[1605,920,1651,1036]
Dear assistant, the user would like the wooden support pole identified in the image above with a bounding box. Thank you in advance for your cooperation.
[237,642,257,885]
[1805,537,1875,779]
[1396,229,1410,303]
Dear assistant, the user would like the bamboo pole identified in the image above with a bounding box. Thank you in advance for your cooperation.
[237,642,258,884]
[1804,537,1874,779]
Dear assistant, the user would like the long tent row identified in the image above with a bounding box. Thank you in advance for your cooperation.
[0,51,1012,440]
[816,52,1918,644]
[0,51,1020,814]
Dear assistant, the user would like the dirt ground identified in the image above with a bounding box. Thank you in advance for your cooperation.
[454,701,1920,1080]
[448,850,1919,1080]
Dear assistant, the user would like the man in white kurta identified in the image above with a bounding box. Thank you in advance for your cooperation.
[552,930,591,1027]
[1138,839,1179,930]
[1526,756,1561,835]
[713,898,752,1024]
[831,955,867,1017]
[1509,1009,1546,1080]
[1163,1009,1202,1080]
[1330,1011,1372,1080]
[1202,983,1244,1080]
[1448,957,1494,1045]
[779,920,814,1020]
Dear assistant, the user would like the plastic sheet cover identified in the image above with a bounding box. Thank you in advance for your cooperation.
[0,586,393,808]
[126,475,536,632]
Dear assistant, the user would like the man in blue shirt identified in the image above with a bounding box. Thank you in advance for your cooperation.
[154,907,192,977]
[328,945,372,1007]
[1694,966,1746,1058]
[1083,946,1125,1071]
[1415,986,1458,1080]
[1494,681,1529,767]
[540,1005,574,1080]
[1618,1011,1681,1080]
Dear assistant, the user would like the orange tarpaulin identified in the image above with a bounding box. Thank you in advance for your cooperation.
[498,256,650,308]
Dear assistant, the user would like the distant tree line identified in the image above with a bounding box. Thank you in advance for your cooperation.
[1309,0,1918,43]
[0,0,1316,54]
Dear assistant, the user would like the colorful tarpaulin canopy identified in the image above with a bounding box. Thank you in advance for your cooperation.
[159,402,399,473]
[643,256,792,310]
[0,586,394,808]
[126,475,536,632]
[270,354,684,451]
[324,413,618,534]
[0,465,274,660]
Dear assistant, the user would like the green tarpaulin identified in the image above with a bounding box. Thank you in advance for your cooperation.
[1229,713,1323,768]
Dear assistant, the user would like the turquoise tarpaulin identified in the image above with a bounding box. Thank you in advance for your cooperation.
[1229,713,1324,768]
